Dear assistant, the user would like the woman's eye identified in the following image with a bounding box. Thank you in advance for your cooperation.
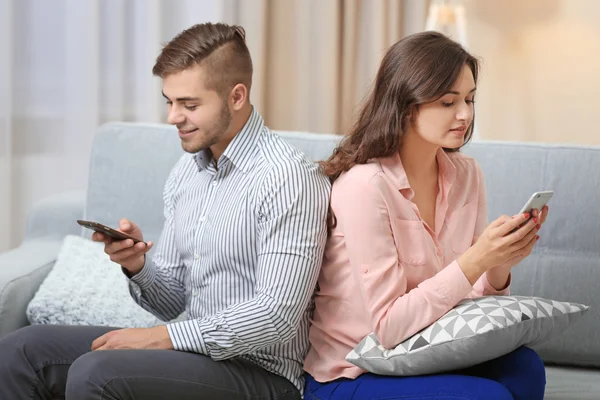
[442,102,454,107]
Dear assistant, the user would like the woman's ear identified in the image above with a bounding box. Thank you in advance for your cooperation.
[407,104,419,121]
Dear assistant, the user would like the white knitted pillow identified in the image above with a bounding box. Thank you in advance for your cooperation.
[27,234,161,328]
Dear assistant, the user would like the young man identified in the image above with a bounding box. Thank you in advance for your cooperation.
[0,23,330,399]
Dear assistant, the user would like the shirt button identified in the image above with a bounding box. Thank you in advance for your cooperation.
[192,290,199,297]
[194,253,199,260]
[212,181,218,186]
[199,216,206,222]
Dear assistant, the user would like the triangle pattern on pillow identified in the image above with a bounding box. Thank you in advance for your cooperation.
[352,295,589,357]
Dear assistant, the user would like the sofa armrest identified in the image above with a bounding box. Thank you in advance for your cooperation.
[0,238,63,336]
[0,190,85,336]
[24,190,86,242]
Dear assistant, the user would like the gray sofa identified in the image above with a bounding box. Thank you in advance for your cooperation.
[1,122,598,399]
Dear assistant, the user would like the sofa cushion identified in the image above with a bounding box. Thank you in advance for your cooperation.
[545,366,600,400]
[26,235,160,328]
[84,123,184,242]
[463,142,600,367]
[346,295,588,376]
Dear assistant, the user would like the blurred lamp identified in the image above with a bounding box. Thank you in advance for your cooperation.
[426,0,468,47]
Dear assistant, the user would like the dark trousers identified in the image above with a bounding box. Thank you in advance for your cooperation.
[0,324,301,400]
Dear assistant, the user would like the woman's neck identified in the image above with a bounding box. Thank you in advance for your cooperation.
[399,131,439,183]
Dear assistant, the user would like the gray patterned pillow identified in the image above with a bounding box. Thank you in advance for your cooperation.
[346,295,589,376]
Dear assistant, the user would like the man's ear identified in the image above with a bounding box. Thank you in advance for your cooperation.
[230,83,248,111]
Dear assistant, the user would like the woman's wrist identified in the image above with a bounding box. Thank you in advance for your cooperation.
[457,249,486,285]
[486,265,511,291]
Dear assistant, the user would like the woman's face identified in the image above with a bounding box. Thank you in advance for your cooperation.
[411,64,476,150]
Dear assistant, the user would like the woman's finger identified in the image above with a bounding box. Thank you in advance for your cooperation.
[539,205,549,225]
[497,212,533,237]
[509,223,539,254]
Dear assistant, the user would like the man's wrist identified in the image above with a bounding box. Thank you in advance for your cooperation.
[152,325,174,350]
[123,255,146,277]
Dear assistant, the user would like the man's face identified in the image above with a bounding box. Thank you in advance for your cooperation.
[163,64,232,154]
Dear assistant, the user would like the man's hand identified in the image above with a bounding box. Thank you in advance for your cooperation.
[91,326,173,351]
[92,218,153,275]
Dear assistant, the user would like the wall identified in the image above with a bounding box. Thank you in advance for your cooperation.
[466,0,600,144]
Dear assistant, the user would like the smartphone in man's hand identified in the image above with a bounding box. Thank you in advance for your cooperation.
[77,220,145,244]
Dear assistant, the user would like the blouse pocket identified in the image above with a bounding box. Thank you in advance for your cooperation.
[391,219,428,266]
[446,202,478,255]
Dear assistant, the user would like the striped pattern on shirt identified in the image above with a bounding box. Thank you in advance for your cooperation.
[128,108,331,394]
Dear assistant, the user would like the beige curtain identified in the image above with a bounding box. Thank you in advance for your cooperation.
[224,0,430,135]
[0,0,224,251]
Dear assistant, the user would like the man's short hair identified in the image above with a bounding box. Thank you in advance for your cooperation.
[153,23,253,96]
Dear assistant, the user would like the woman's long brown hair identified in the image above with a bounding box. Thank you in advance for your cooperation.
[322,31,480,230]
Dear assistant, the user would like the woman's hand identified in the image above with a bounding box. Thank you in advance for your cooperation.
[486,205,549,288]
[458,212,540,285]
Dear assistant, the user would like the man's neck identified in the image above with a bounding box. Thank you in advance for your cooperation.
[211,104,253,162]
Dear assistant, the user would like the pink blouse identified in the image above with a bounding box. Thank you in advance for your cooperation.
[304,149,510,382]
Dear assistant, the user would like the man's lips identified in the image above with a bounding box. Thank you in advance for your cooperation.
[178,128,198,135]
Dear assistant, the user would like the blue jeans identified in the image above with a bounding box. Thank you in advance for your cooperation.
[305,347,545,400]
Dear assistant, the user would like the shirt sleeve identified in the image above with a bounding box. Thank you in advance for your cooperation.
[466,160,511,298]
[335,173,473,350]
[127,158,188,321]
[166,163,330,359]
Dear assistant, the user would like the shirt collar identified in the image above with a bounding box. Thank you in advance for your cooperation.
[379,148,457,197]
[193,107,264,173]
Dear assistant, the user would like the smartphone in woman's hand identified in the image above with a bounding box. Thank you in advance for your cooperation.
[518,191,553,219]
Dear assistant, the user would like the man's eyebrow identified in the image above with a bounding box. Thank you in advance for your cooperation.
[162,91,200,101]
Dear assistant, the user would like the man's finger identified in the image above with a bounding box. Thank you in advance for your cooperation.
[92,232,104,242]
[105,239,135,254]
[110,245,151,263]
[120,218,133,232]
[117,245,153,265]
[91,334,108,351]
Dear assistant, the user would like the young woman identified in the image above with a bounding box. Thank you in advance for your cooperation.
[304,31,548,400]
